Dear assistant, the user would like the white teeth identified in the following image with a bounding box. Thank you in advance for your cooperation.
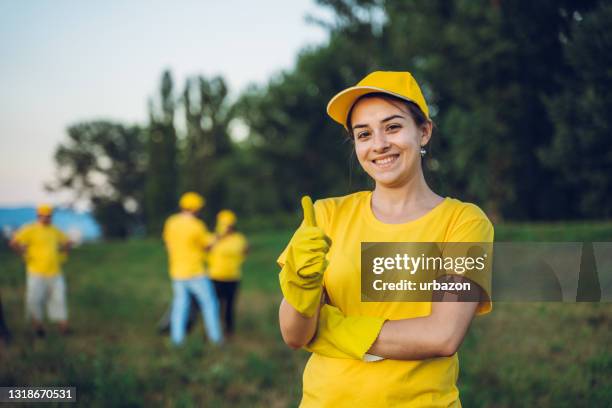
[374,155,397,166]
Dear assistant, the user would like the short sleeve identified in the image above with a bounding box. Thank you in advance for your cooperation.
[277,199,330,269]
[56,228,70,244]
[162,218,170,243]
[238,233,248,251]
[447,209,495,315]
[12,225,31,245]
[197,221,214,248]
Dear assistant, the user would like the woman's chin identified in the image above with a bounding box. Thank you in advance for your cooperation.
[370,172,404,188]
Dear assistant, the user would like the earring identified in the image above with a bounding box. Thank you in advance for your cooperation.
[420,147,427,157]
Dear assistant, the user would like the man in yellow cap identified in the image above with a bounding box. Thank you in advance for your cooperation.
[163,192,223,345]
[208,210,249,337]
[10,204,72,336]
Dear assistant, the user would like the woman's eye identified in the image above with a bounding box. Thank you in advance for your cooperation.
[386,124,401,132]
[357,131,371,139]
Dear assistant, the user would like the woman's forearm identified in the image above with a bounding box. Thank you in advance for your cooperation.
[368,301,478,360]
[368,316,451,359]
[279,297,320,349]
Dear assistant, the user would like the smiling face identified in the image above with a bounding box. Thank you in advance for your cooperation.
[349,95,432,188]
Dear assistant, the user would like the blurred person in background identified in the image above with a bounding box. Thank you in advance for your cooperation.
[163,192,223,346]
[278,71,493,407]
[9,204,72,337]
[208,210,249,338]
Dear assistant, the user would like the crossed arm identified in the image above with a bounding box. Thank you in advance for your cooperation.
[279,280,481,360]
[367,300,478,359]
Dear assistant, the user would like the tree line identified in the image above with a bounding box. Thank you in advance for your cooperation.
[49,0,612,238]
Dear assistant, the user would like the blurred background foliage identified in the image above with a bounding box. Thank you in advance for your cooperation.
[48,0,612,238]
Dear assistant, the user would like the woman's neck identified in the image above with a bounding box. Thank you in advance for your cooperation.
[371,173,443,223]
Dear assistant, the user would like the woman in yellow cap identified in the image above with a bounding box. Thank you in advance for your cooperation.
[278,71,493,407]
[208,210,248,338]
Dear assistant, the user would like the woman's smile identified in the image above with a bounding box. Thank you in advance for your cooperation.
[372,153,400,169]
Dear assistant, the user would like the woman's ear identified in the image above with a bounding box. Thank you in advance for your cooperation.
[420,121,433,146]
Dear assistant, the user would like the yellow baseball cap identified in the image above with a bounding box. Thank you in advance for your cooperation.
[217,209,237,226]
[179,192,205,211]
[327,71,430,129]
[36,204,54,216]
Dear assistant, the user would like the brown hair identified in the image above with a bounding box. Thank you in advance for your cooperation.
[345,92,430,140]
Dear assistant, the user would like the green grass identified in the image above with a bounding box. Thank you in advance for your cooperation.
[0,223,611,407]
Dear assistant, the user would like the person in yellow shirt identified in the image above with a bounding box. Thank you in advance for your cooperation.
[278,71,494,407]
[10,204,72,336]
[208,210,249,337]
[163,192,223,346]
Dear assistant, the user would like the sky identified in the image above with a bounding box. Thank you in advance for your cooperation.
[0,0,330,207]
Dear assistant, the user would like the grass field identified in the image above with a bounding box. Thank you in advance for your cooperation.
[1,222,611,407]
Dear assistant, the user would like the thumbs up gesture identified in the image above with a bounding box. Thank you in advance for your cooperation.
[301,196,317,227]
[279,196,331,317]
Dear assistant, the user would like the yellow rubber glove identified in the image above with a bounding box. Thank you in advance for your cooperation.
[279,196,330,317]
[305,304,386,360]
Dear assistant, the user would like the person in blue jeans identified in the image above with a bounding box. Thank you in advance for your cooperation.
[162,192,223,346]
[170,277,222,345]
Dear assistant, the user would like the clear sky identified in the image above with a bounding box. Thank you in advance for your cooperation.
[0,0,329,207]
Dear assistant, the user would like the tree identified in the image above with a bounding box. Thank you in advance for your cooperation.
[145,70,179,234]
[182,76,234,221]
[235,21,385,213]
[540,3,612,218]
[49,121,146,238]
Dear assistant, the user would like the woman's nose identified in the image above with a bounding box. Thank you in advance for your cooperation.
[372,130,391,152]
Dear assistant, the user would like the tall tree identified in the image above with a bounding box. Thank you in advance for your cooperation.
[49,121,146,238]
[540,3,612,218]
[182,76,234,221]
[145,70,179,234]
[235,18,384,213]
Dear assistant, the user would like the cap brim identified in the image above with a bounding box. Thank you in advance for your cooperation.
[327,86,422,130]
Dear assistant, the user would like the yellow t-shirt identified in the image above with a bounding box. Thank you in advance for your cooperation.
[163,213,213,280]
[208,232,248,281]
[277,191,494,408]
[13,222,69,277]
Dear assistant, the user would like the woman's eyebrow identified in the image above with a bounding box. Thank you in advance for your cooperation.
[381,114,405,123]
[352,123,369,130]
[352,114,405,130]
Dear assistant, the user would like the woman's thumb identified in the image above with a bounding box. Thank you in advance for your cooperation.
[301,196,317,227]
